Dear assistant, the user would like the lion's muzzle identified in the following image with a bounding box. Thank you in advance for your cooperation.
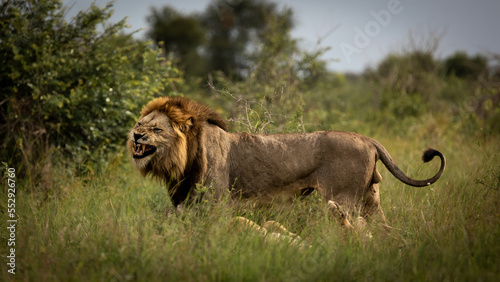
[131,132,157,159]
[132,142,157,159]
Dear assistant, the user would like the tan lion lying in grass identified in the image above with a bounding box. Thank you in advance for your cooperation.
[230,216,309,248]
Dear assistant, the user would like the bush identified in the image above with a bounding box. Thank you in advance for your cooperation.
[0,0,182,182]
[366,52,441,121]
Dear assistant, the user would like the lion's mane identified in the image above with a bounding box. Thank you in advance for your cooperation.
[132,97,226,203]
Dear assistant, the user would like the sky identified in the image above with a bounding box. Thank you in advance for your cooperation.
[63,0,500,73]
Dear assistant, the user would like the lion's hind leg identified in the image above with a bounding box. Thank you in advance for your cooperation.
[361,168,387,224]
[362,183,386,221]
[362,172,393,233]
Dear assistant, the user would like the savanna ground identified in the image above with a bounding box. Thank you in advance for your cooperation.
[1,0,500,281]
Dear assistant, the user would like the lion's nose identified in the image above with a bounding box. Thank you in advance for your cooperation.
[134,133,145,142]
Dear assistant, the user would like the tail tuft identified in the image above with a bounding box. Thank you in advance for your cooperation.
[422,148,438,163]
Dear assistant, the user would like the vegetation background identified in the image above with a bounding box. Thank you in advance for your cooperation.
[1,0,499,280]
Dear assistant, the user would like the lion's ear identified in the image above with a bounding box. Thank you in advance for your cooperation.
[178,117,193,133]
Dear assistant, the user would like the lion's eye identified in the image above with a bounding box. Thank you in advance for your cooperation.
[153,127,163,133]
[136,122,142,127]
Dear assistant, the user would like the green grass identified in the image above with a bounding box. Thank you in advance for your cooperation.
[1,117,499,281]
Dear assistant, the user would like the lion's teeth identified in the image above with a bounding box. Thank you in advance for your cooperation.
[135,144,142,155]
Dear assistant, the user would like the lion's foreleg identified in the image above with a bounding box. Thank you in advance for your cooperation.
[327,200,354,229]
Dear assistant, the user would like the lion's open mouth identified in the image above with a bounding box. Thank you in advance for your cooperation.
[133,142,157,159]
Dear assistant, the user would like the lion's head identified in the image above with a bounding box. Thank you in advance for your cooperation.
[128,97,226,181]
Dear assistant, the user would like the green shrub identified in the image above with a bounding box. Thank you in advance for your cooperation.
[0,0,182,182]
[366,52,441,121]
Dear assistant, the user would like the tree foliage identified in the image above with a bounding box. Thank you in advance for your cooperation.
[443,51,488,80]
[364,50,441,120]
[203,0,293,79]
[147,0,294,80]
[0,0,182,179]
[146,6,207,77]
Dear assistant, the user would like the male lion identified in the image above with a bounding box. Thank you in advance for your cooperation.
[128,97,445,226]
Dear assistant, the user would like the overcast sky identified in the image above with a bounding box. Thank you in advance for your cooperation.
[63,0,500,73]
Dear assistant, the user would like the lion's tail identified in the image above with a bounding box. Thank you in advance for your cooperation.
[371,140,446,187]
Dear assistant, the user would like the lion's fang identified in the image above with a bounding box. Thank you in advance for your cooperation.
[134,144,142,155]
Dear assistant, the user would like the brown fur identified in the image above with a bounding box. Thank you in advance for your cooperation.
[129,97,446,223]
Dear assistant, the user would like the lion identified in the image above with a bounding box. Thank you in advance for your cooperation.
[231,216,309,248]
[128,96,445,227]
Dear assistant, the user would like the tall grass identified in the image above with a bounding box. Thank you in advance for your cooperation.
[1,114,499,281]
